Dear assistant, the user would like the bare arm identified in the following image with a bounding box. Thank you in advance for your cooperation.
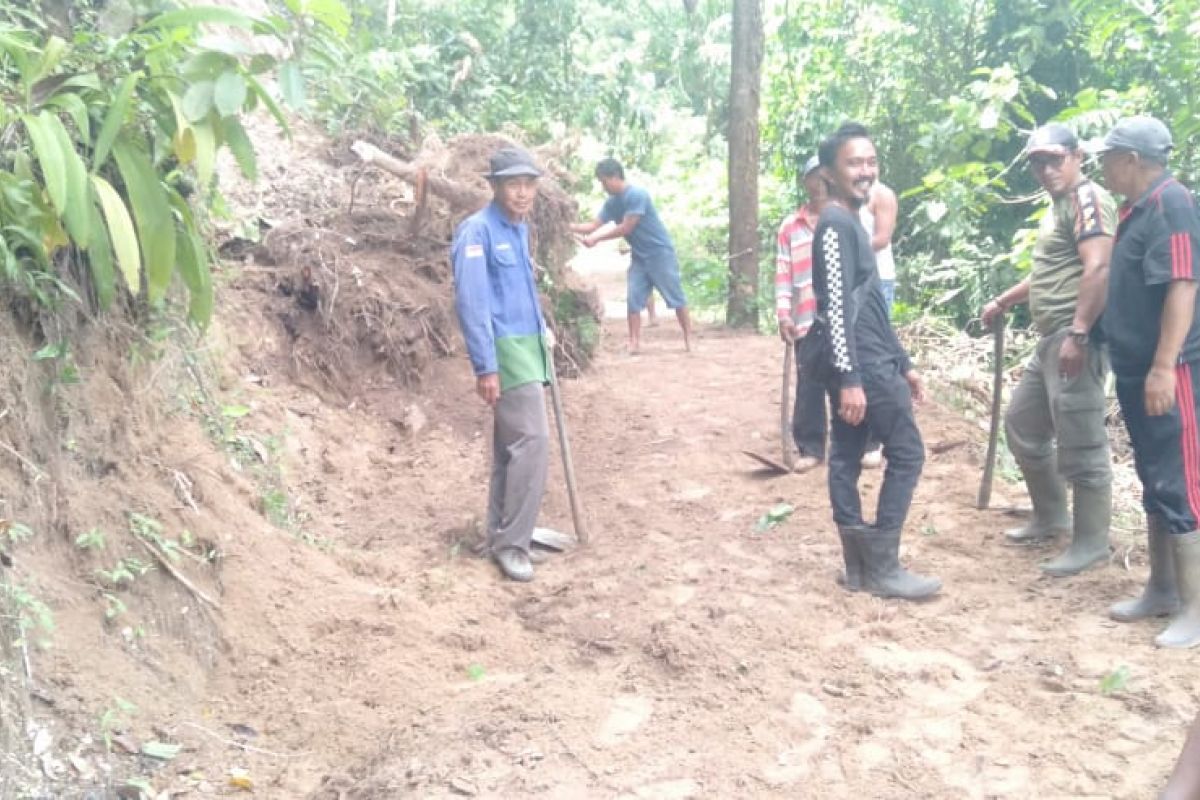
[1145,281,1199,416]
[585,214,640,245]
[981,278,1031,327]
[868,184,898,252]
[1056,235,1114,379]
[1070,236,1113,333]
[1162,711,1200,800]
[570,219,604,235]
[1154,281,1197,369]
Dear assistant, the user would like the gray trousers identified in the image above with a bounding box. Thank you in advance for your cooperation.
[1005,329,1112,487]
[486,381,549,554]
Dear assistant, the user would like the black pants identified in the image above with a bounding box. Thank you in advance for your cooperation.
[827,359,925,532]
[793,339,829,460]
[1116,360,1200,535]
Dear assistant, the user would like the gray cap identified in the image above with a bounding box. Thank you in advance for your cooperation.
[1094,115,1173,160]
[1025,123,1078,155]
[802,155,821,177]
[485,146,543,179]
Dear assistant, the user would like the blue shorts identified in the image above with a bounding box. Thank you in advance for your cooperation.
[628,254,687,314]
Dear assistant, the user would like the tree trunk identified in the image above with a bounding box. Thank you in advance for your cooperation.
[726,0,763,327]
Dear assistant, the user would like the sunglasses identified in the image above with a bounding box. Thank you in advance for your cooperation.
[1028,152,1068,170]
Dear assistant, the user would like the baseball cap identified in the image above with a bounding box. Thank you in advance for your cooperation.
[802,155,821,177]
[485,146,543,179]
[1092,115,1173,160]
[1025,123,1079,155]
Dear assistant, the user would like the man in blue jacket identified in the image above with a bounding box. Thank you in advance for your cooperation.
[452,146,553,583]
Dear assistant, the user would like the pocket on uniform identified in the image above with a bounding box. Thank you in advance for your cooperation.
[1054,388,1108,449]
[494,249,520,269]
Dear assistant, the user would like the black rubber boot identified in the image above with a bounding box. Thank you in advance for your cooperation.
[859,529,942,600]
[1005,461,1070,544]
[1040,483,1111,576]
[1110,515,1180,622]
[1156,531,1200,649]
[836,525,866,592]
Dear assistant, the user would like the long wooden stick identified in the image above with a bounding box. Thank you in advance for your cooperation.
[780,341,795,471]
[134,536,220,610]
[547,367,589,545]
[977,316,1005,509]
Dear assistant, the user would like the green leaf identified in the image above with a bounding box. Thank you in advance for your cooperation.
[243,73,291,136]
[85,199,117,309]
[22,113,66,214]
[197,36,252,57]
[297,0,351,37]
[46,92,90,146]
[138,6,258,31]
[753,503,795,534]
[766,503,794,523]
[192,121,216,191]
[33,342,66,360]
[92,72,139,172]
[31,35,66,84]
[221,117,257,181]
[1100,665,1130,695]
[182,81,214,123]
[181,50,236,79]
[90,175,141,294]
[12,151,33,181]
[112,139,174,304]
[140,741,181,761]
[175,228,213,328]
[277,61,306,109]
[45,112,91,248]
[212,71,247,117]
[221,405,251,418]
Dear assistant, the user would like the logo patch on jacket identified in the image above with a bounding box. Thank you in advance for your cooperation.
[465,244,484,258]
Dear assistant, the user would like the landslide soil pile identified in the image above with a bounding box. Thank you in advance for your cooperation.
[220,122,600,401]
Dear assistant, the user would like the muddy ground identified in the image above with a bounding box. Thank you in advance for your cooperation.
[110,246,1187,799]
[1,121,1194,798]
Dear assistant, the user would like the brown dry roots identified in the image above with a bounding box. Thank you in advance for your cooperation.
[246,132,600,397]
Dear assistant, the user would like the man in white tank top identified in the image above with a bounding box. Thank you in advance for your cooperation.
[859,182,898,312]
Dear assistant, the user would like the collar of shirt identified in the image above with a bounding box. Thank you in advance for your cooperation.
[485,201,526,232]
[1123,171,1175,214]
[798,204,820,229]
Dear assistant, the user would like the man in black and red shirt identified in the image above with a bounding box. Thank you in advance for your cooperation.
[1098,115,1200,649]
[807,122,940,601]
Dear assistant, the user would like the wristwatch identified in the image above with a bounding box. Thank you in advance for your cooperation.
[1068,328,1089,344]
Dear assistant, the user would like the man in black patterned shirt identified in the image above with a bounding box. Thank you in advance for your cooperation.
[808,122,940,601]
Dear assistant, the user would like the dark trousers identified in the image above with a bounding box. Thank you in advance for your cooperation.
[793,339,828,460]
[827,359,925,532]
[1115,360,1200,535]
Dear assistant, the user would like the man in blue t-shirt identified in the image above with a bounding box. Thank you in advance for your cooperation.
[571,158,692,354]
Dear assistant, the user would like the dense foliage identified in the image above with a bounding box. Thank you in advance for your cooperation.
[0,1,340,329]
[2,0,1196,330]
[292,0,1199,326]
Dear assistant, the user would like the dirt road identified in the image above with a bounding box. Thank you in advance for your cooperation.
[189,248,1195,800]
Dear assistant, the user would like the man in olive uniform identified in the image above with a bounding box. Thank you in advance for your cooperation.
[981,123,1117,576]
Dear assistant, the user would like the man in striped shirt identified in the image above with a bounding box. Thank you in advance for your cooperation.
[776,155,827,470]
